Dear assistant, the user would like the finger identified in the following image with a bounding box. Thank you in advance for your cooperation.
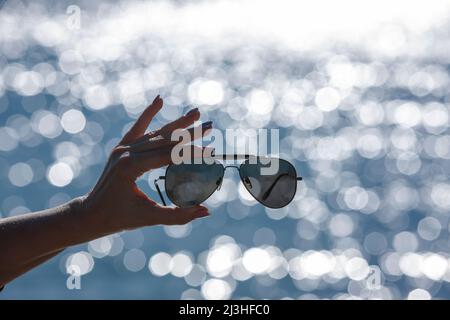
[132,184,157,206]
[120,95,163,144]
[128,135,178,153]
[155,205,210,225]
[159,107,200,138]
[131,145,215,176]
[128,108,204,145]
[127,129,161,146]
[129,121,213,153]
[184,121,213,141]
[165,121,213,146]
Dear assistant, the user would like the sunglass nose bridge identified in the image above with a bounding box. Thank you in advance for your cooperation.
[217,165,241,190]
[224,165,240,170]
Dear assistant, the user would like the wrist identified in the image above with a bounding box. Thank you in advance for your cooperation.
[68,194,120,236]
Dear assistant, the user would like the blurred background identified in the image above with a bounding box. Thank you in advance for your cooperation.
[1,0,450,299]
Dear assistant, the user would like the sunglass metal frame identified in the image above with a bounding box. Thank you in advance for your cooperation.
[154,154,303,208]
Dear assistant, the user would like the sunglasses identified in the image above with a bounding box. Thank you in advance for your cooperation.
[154,154,302,209]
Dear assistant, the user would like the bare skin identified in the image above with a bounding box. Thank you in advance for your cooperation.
[0,95,212,287]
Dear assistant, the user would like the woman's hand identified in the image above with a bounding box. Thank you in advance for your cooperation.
[82,95,212,233]
[0,95,213,286]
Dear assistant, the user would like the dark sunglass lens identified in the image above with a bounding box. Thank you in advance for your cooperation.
[239,158,297,208]
[165,162,224,207]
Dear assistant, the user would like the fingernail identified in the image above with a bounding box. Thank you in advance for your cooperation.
[196,206,208,212]
[196,210,209,217]
[186,108,199,117]
[202,121,213,128]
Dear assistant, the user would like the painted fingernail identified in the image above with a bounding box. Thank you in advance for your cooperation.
[186,108,199,117]
[196,210,209,217]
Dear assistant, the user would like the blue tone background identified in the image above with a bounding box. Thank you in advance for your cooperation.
[1,0,450,299]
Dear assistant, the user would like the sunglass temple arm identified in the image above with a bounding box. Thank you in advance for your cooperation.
[154,176,167,206]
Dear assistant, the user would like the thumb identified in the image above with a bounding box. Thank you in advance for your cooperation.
[155,205,210,225]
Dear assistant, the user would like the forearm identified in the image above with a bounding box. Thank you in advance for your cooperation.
[0,196,114,286]
[1,250,63,287]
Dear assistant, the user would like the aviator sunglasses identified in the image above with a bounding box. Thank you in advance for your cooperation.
[154,154,303,209]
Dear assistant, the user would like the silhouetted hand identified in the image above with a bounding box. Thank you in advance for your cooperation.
[82,95,212,233]
[0,95,213,287]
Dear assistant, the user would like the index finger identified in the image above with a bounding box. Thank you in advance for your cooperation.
[120,95,163,144]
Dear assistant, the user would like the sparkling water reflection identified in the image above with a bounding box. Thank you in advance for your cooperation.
[1,0,450,300]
